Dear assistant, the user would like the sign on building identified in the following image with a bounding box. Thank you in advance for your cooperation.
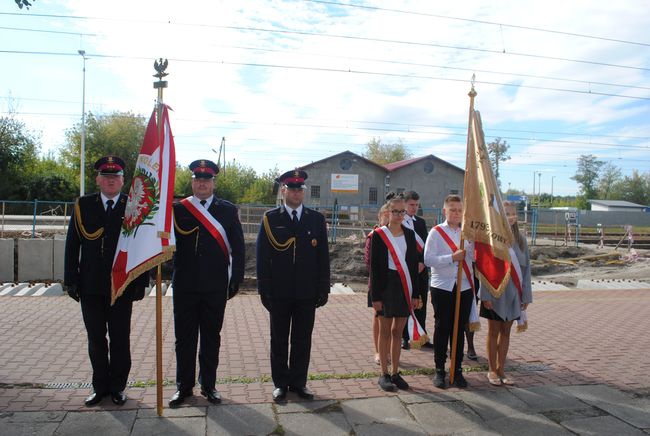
[331,174,359,193]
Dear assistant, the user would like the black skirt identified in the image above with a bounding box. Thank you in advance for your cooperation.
[479,301,519,322]
[377,270,410,318]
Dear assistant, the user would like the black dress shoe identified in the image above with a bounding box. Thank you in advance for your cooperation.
[168,390,193,408]
[111,391,127,405]
[272,387,287,402]
[422,342,434,349]
[289,385,314,400]
[84,391,106,407]
[401,338,410,350]
[200,388,222,404]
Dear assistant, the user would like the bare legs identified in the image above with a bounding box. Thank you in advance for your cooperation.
[372,314,381,363]
[486,319,514,381]
[378,316,408,374]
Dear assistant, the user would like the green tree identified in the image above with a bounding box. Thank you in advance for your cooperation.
[174,163,193,197]
[15,0,35,9]
[363,137,411,164]
[17,153,78,201]
[571,154,604,202]
[0,115,40,199]
[618,170,649,205]
[62,111,147,196]
[597,162,622,200]
[487,137,510,187]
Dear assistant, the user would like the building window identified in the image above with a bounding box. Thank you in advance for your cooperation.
[340,158,352,170]
[450,189,459,195]
[369,187,378,204]
[311,185,321,199]
[397,188,405,195]
[423,161,434,174]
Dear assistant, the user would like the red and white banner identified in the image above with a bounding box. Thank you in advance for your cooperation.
[461,108,513,299]
[374,226,429,348]
[111,105,176,304]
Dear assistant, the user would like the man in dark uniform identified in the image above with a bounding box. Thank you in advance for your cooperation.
[256,169,330,402]
[64,155,148,407]
[168,159,245,407]
[401,190,431,349]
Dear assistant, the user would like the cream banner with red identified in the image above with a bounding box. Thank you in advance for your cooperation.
[111,105,176,304]
[461,109,513,299]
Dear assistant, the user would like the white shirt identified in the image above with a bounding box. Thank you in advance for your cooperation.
[284,203,304,220]
[100,193,120,211]
[387,234,407,271]
[194,195,213,208]
[403,215,415,230]
[423,220,474,292]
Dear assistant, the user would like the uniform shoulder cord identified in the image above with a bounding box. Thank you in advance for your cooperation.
[172,208,199,235]
[74,199,104,241]
[263,214,295,251]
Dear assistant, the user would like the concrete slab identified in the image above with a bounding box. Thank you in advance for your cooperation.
[15,283,44,296]
[275,399,338,413]
[486,412,573,435]
[130,416,205,436]
[0,283,28,296]
[341,397,410,426]
[594,400,650,429]
[330,283,355,294]
[558,384,637,406]
[206,403,276,435]
[509,386,587,412]
[0,421,59,436]
[0,411,66,422]
[278,411,351,436]
[407,400,487,435]
[398,392,455,404]
[531,280,570,291]
[0,239,14,282]
[17,239,53,282]
[32,283,64,296]
[454,389,531,421]
[353,420,427,436]
[560,415,646,436]
[53,237,65,281]
[55,410,136,436]
[137,407,206,418]
[575,279,650,290]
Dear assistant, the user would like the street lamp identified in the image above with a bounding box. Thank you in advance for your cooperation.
[78,49,87,196]
[537,172,542,208]
[551,176,556,207]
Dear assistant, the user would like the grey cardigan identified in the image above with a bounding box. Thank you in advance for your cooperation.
[478,234,533,321]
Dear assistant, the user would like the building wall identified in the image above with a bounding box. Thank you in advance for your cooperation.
[537,209,650,227]
[388,157,464,209]
[302,151,388,207]
[591,204,644,212]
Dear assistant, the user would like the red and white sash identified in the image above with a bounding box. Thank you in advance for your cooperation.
[434,226,474,292]
[181,196,231,262]
[403,216,424,253]
[374,226,428,347]
[435,225,481,331]
[509,246,528,332]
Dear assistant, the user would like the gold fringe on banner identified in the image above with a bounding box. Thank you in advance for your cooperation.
[409,334,430,350]
[110,247,175,306]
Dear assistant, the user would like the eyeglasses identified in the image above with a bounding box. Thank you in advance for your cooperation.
[390,209,406,215]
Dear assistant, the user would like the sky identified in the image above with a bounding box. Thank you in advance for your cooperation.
[1,0,649,197]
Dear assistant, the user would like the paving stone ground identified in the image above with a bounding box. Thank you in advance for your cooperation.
[1,288,649,434]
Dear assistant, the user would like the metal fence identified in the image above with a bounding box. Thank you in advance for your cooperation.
[4,200,644,249]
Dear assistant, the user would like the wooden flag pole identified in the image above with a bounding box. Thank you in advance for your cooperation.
[449,82,477,385]
[153,58,168,417]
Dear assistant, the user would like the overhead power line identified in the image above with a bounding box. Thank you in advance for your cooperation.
[1,49,649,101]
[304,0,650,48]
[2,11,649,73]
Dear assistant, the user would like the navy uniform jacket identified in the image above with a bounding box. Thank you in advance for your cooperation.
[256,206,330,300]
[64,192,147,298]
[369,225,423,303]
[413,215,429,294]
[172,197,245,294]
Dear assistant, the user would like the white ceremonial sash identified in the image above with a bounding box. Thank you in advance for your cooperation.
[181,196,233,280]
[375,226,429,347]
